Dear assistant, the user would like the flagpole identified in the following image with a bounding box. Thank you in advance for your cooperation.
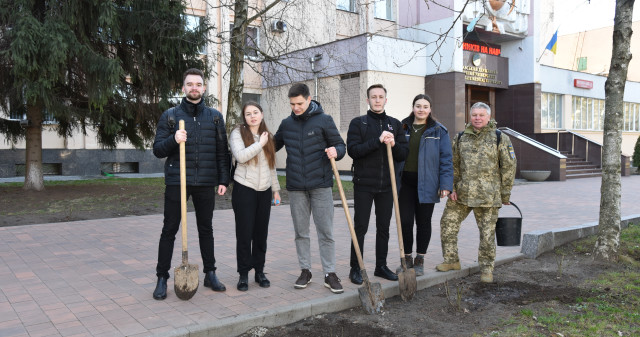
[537,29,559,63]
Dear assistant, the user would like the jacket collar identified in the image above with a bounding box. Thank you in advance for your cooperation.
[179,97,205,117]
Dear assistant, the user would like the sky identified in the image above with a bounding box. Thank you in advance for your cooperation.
[555,0,640,35]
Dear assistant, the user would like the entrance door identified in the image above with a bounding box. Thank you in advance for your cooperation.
[465,85,495,123]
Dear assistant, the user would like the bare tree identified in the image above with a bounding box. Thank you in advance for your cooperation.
[594,0,635,261]
[225,0,285,133]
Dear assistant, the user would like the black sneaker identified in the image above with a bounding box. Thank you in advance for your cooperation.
[349,267,363,285]
[294,269,312,289]
[237,274,248,291]
[324,273,344,294]
[255,272,270,288]
[374,265,398,281]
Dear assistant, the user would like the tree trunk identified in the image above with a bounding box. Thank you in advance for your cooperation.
[23,102,45,191]
[594,0,635,261]
[225,0,249,135]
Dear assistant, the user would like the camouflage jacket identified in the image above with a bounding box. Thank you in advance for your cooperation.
[452,121,517,207]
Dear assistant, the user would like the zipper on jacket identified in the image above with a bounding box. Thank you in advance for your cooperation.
[194,116,199,185]
[300,119,305,190]
[379,119,385,192]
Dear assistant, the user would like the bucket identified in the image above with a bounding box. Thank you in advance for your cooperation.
[495,202,522,246]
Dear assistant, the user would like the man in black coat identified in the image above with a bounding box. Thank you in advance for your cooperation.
[274,83,347,294]
[346,84,408,284]
[151,68,230,300]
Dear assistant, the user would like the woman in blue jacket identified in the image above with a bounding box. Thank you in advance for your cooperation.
[399,94,454,276]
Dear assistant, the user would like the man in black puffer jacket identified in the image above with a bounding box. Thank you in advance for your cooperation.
[274,83,346,294]
[151,68,230,300]
[346,84,408,285]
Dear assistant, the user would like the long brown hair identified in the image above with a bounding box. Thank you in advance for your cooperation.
[409,94,437,125]
[238,101,276,168]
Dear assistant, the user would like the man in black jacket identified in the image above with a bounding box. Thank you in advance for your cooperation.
[151,68,230,300]
[346,84,408,284]
[274,83,347,294]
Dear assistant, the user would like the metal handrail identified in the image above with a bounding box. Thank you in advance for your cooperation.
[555,129,603,163]
[499,127,566,158]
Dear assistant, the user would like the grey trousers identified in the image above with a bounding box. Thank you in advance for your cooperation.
[288,188,336,274]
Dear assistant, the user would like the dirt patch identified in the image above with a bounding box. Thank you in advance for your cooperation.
[240,249,623,337]
[0,181,352,227]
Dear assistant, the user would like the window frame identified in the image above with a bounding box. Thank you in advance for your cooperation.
[374,0,394,21]
[337,0,357,13]
[541,92,563,129]
[229,24,260,61]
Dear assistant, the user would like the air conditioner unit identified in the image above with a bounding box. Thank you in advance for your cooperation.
[271,20,287,33]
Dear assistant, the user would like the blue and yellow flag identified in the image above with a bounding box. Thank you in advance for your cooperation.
[545,30,558,54]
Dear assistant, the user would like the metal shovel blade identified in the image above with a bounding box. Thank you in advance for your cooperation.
[174,262,199,300]
[396,266,417,301]
[357,270,385,314]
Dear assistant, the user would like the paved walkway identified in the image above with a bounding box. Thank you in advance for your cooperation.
[1,176,640,336]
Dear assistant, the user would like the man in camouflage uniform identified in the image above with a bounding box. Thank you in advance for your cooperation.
[436,102,516,283]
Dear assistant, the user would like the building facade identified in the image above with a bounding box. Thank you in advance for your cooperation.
[1,0,638,177]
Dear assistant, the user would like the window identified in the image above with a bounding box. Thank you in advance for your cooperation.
[230,24,259,60]
[8,108,55,123]
[337,0,356,12]
[572,96,605,130]
[374,0,393,20]
[9,109,23,120]
[541,93,563,129]
[624,102,639,132]
[576,57,587,71]
[184,15,207,54]
[339,73,360,131]
[242,93,261,105]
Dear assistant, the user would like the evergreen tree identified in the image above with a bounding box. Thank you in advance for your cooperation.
[633,135,640,168]
[0,0,212,190]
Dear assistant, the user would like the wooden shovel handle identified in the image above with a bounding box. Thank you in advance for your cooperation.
[387,143,408,269]
[179,120,188,264]
[330,158,366,270]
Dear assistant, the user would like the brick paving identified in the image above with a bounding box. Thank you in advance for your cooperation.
[1,175,640,336]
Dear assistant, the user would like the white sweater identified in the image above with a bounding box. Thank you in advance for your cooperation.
[229,127,280,192]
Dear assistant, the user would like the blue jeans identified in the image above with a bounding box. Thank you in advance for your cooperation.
[156,185,217,278]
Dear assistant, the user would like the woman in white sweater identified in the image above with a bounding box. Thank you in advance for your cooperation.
[229,101,281,291]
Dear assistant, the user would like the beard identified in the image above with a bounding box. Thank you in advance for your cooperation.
[186,91,202,101]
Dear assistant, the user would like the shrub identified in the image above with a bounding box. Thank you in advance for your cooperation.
[634,135,640,168]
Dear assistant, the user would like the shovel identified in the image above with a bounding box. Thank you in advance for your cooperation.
[174,120,199,300]
[330,157,384,314]
[386,143,417,301]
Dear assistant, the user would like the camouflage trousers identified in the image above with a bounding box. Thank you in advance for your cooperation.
[440,200,500,273]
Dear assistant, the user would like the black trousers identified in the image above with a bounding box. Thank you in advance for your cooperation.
[350,187,393,269]
[399,172,435,255]
[232,182,272,275]
[156,185,217,279]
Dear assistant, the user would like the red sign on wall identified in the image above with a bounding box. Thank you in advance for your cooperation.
[462,41,501,56]
[574,79,594,89]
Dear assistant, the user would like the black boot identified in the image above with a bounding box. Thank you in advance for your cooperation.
[237,274,249,291]
[153,276,167,300]
[255,272,270,288]
[349,267,363,285]
[374,265,399,281]
[204,271,226,292]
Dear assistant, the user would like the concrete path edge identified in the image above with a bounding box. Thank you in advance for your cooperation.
[150,215,640,337]
[521,214,640,258]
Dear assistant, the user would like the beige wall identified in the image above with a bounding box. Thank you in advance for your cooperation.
[263,71,424,171]
[552,21,640,81]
